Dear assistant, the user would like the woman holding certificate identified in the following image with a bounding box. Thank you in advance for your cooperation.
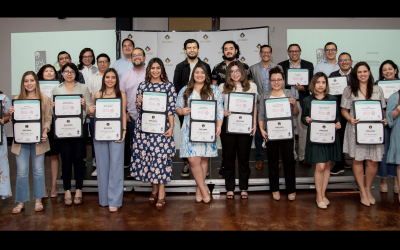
[341,62,387,206]
[8,71,52,213]
[301,72,342,209]
[130,58,177,211]
[218,61,257,199]
[51,63,92,206]
[176,63,224,204]
[87,68,127,212]
[0,91,12,200]
[258,66,298,201]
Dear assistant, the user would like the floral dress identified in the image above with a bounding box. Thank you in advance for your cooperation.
[130,81,177,184]
[0,94,11,199]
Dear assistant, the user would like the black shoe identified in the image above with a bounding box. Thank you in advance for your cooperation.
[330,164,345,174]
[181,164,190,177]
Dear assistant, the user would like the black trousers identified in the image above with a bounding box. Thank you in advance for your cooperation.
[220,121,253,191]
[178,115,188,162]
[266,139,296,194]
[335,113,347,168]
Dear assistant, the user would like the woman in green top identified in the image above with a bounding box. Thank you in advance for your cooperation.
[301,72,342,209]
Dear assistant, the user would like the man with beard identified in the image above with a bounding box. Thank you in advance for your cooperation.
[173,39,212,177]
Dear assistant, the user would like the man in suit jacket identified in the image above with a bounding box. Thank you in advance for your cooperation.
[250,45,282,170]
[278,44,314,166]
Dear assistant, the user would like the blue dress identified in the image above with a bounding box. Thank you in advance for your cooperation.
[0,94,11,199]
[130,81,177,184]
[384,92,400,171]
[177,85,224,158]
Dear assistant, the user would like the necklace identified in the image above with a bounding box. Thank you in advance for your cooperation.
[104,90,115,96]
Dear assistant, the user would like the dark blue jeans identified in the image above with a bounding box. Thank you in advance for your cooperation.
[89,117,95,159]
[127,116,136,150]
[254,124,265,162]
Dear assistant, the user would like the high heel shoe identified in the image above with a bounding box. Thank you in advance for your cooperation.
[149,192,158,205]
[64,190,72,206]
[203,187,212,203]
[272,192,280,201]
[156,193,166,211]
[365,187,375,205]
[359,190,371,207]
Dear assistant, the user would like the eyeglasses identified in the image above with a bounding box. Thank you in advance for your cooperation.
[324,49,337,52]
[82,56,93,59]
[63,71,75,75]
[288,50,301,54]
[270,79,283,83]
[186,47,198,51]
[230,69,241,75]
[338,59,352,63]
[132,54,143,57]
[261,51,272,55]
[98,60,109,64]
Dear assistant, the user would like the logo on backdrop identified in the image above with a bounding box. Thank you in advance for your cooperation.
[201,34,211,43]
[162,34,173,43]
[164,58,173,66]
[219,46,223,54]
[203,58,209,63]
[127,34,133,39]
[238,32,247,41]
[203,34,209,40]
[145,46,151,52]
[239,56,246,63]
[35,51,46,73]
[316,48,326,64]
[165,58,171,64]
[255,43,262,52]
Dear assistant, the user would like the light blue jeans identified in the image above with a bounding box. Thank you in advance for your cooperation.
[15,144,45,203]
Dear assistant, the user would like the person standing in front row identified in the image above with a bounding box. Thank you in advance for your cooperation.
[278,44,313,166]
[130,58,177,211]
[88,68,127,212]
[177,63,224,203]
[173,38,212,178]
[258,66,299,201]
[250,45,282,170]
[341,62,387,207]
[301,72,342,209]
[0,91,12,200]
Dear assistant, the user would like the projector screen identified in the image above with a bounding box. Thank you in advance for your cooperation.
[287,29,400,79]
[11,30,117,95]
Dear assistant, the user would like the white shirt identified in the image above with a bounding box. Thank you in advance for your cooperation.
[80,65,98,83]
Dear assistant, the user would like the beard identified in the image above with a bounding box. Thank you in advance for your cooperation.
[133,60,144,67]
[225,54,236,61]
[187,54,198,60]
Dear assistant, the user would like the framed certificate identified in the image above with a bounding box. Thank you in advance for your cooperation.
[141,112,167,134]
[53,95,82,116]
[226,113,253,134]
[353,100,383,121]
[227,92,255,113]
[12,99,41,121]
[265,98,292,119]
[189,121,216,143]
[266,119,294,141]
[95,98,122,119]
[94,120,122,141]
[54,116,83,139]
[142,91,168,113]
[328,76,348,95]
[286,68,309,86]
[355,122,384,145]
[309,121,336,144]
[190,100,217,121]
[310,100,337,121]
[39,80,60,98]
[377,80,400,99]
[13,121,42,144]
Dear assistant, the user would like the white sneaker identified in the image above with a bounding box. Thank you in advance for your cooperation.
[91,169,97,177]
[92,158,96,167]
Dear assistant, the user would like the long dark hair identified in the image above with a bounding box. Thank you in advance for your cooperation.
[223,61,250,93]
[77,48,95,70]
[348,62,374,100]
[99,68,122,98]
[145,58,169,84]
[37,64,59,81]
[183,63,214,107]
[379,60,399,80]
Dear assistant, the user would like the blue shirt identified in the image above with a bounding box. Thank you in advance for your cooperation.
[262,63,271,92]
[113,57,148,80]
[314,60,340,77]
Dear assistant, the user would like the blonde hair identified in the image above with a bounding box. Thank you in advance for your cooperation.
[17,71,48,113]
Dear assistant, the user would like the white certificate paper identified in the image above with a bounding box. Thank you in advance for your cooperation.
[227,114,253,133]
[54,96,82,116]
[354,101,382,121]
[39,81,59,98]
[310,100,336,121]
[190,121,215,142]
[190,101,216,121]
[13,100,41,120]
[14,122,41,143]
[328,76,348,95]
[266,119,293,140]
[310,122,336,143]
[287,69,309,86]
[95,120,121,141]
[265,98,291,119]
[356,123,384,144]
[142,92,167,112]
[141,113,166,134]
[228,93,254,113]
[95,99,121,118]
[55,117,82,138]
[377,80,400,99]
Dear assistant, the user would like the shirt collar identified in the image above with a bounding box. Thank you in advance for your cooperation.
[339,68,351,75]
[289,59,301,68]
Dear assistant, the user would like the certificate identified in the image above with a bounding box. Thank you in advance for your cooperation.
[228,92,255,113]
[142,91,167,112]
[309,122,336,144]
[189,121,216,143]
[353,101,383,121]
[328,76,348,95]
[266,119,294,141]
[13,122,42,143]
[377,80,400,99]
[310,100,336,121]
[190,100,217,121]
[12,99,41,121]
[54,95,82,116]
[227,113,253,134]
[95,98,122,118]
[287,69,309,86]
[265,98,292,119]
[94,120,122,141]
[141,112,166,134]
[54,117,83,138]
[355,122,384,145]
[39,81,59,98]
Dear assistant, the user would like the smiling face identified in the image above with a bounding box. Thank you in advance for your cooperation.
[43,67,56,80]
[62,66,76,82]
[82,51,94,67]
[185,42,199,60]
[194,67,206,83]
[97,57,110,73]
[224,43,237,61]
[230,65,242,83]
[357,65,370,84]
[270,73,284,91]
[324,44,337,61]
[24,74,36,93]
[287,45,301,62]
[122,40,134,57]
[338,54,352,72]
[104,71,117,88]
[58,53,71,68]
[150,62,161,79]
[382,63,397,80]
[132,48,145,67]
[259,46,273,63]
[314,76,327,94]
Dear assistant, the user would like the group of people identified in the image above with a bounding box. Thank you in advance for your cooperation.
[1,38,399,214]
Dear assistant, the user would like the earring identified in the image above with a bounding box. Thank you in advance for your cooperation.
[161,74,164,79]
[149,74,151,78]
